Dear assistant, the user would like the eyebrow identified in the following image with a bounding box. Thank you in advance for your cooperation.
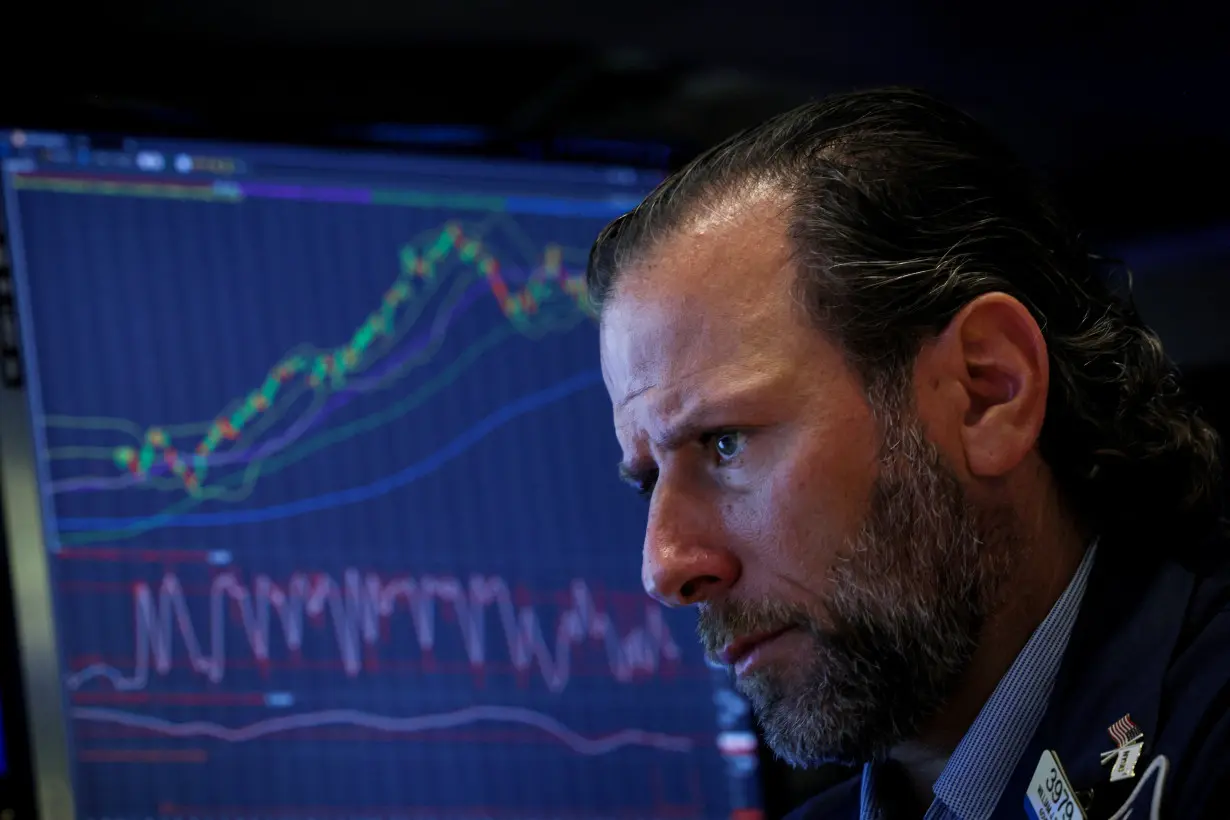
[614,379,777,484]
[613,413,712,489]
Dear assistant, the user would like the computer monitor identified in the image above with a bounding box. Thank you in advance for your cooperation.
[0,125,763,820]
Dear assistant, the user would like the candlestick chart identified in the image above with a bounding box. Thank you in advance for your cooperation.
[5,170,760,820]
[45,212,595,545]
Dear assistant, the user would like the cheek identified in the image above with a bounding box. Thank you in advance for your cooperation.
[798,402,882,539]
[725,424,879,591]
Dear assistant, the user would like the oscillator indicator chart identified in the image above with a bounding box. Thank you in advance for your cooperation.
[4,157,761,820]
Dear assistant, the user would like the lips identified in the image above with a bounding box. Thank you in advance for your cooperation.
[718,626,795,668]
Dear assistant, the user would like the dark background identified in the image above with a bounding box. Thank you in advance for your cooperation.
[7,0,1227,241]
[4,0,1230,816]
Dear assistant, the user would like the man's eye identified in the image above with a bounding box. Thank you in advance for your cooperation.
[708,431,747,463]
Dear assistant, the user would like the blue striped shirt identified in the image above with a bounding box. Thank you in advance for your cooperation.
[861,543,1098,820]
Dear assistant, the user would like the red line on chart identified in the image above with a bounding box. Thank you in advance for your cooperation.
[71,691,269,705]
[156,804,701,819]
[65,570,682,693]
[71,704,695,754]
[65,652,701,682]
[57,547,216,563]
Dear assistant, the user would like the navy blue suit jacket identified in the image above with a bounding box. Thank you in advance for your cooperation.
[786,526,1230,819]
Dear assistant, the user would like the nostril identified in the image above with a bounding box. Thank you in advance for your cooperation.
[680,575,721,604]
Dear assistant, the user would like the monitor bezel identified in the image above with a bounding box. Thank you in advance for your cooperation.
[0,450,42,818]
[1,93,688,179]
[0,172,79,820]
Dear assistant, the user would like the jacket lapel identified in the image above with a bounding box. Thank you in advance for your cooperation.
[998,538,1196,818]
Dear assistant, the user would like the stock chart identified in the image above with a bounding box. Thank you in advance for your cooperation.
[4,155,759,820]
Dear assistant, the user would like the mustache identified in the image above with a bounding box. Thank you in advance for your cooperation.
[696,598,814,662]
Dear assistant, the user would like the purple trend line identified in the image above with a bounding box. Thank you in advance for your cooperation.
[49,279,502,495]
[71,705,695,753]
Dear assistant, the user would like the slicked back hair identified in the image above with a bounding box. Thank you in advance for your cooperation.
[587,87,1222,543]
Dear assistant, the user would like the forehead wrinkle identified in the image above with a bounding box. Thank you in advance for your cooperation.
[604,289,737,411]
[632,357,799,452]
[604,256,806,411]
[613,253,790,371]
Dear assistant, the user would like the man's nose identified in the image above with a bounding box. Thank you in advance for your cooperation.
[641,484,741,607]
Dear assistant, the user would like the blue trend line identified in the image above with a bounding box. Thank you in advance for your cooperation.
[55,369,603,532]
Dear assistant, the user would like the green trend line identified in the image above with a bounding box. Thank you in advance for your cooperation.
[56,305,583,545]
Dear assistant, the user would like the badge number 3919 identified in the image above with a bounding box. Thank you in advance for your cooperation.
[1025,751,1087,820]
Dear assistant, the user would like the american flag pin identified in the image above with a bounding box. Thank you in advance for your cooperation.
[1098,714,1145,783]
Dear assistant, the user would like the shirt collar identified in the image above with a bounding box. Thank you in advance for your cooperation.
[858,541,1098,820]
[929,540,1099,819]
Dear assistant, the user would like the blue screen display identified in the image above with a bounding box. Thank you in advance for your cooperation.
[0,131,762,820]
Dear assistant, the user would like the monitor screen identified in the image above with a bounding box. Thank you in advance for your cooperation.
[0,128,762,820]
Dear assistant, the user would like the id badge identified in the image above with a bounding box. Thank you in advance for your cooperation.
[1024,750,1087,820]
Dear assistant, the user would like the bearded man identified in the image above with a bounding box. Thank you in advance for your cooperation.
[587,88,1230,819]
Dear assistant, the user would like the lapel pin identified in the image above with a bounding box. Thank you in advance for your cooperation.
[1099,714,1145,783]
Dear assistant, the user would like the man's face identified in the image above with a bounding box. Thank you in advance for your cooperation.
[598,193,1015,764]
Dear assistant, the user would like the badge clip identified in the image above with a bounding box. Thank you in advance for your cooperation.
[1099,714,1145,783]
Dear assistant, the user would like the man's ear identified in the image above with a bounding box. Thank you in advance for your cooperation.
[919,292,1050,478]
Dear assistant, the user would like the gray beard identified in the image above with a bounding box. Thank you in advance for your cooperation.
[697,415,1017,766]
